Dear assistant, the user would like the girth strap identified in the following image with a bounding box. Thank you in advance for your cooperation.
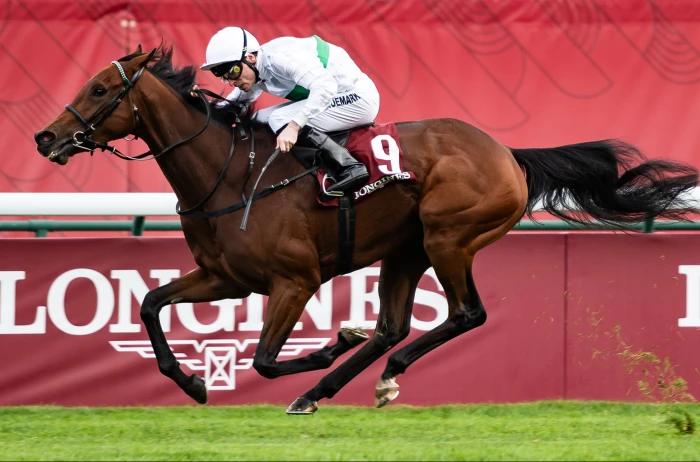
[336,195,356,274]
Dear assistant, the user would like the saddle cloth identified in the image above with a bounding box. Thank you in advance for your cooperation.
[313,123,416,206]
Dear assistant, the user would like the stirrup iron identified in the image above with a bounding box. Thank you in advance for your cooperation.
[321,173,345,197]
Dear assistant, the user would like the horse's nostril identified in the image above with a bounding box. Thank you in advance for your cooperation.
[34,130,56,145]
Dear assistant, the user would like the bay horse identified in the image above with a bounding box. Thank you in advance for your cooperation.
[34,47,697,414]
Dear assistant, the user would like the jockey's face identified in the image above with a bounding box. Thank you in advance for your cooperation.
[228,53,257,92]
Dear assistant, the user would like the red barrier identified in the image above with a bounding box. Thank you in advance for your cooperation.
[0,233,698,406]
[3,0,700,193]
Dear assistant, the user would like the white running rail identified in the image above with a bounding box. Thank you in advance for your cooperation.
[0,193,178,216]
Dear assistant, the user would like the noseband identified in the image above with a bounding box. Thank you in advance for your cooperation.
[64,56,214,161]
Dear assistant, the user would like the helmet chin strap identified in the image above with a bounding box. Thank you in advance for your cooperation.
[238,27,260,83]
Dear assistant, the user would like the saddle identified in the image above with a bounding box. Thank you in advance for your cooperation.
[290,123,416,206]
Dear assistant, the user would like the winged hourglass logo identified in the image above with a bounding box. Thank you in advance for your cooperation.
[110,337,331,390]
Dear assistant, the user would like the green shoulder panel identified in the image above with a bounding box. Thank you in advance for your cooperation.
[285,35,330,101]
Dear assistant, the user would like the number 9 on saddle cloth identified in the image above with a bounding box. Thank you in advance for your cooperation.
[292,123,416,204]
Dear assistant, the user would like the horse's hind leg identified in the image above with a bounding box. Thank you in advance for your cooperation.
[372,137,527,406]
[376,223,513,406]
[286,245,430,414]
[140,267,250,404]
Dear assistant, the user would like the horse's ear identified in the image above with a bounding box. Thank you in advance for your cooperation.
[128,47,157,69]
[116,45,150,63]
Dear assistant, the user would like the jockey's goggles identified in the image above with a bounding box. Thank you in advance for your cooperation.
[210,61,243,80]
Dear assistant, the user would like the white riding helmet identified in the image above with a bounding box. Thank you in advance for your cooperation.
[201,26,260,70]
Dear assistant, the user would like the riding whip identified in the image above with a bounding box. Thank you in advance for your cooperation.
[240,148,281,231]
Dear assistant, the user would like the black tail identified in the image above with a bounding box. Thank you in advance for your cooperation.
[511,140,698,225]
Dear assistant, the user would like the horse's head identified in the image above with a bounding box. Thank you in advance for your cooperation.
[34,47,155,165]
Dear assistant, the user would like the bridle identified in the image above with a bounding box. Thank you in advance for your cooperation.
[64,51,213,161]
[62,51,313,228]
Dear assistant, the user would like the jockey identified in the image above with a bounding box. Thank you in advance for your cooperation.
[201,26,379,194]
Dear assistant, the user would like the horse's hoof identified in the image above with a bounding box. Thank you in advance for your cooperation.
[184,374,208,404]
[375,377,400,408]
[339,327,369,347]
[286,396,318,415]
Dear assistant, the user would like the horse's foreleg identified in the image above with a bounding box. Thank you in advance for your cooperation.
[286,247,429,414]
[251,276,350,379]
[257,325,370,372]
[139,267,249,404]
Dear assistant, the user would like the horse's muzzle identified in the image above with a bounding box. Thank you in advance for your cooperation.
[34,129,56,148]
[34,130,77,165]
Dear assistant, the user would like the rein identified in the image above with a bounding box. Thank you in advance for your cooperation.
[65,55,317,226]
[174,88,320,225]
[176,163,318,220]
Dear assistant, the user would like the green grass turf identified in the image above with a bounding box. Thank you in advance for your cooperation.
[1,401,698,461]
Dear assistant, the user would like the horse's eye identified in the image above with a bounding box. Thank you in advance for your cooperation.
[91,86,107,97]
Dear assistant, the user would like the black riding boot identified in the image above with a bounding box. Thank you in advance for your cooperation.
[300,126,369,194]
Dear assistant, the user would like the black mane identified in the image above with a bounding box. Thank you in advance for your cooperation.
[144,46,257,127]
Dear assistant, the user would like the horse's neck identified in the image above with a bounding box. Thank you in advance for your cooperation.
[135,80,242,205]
